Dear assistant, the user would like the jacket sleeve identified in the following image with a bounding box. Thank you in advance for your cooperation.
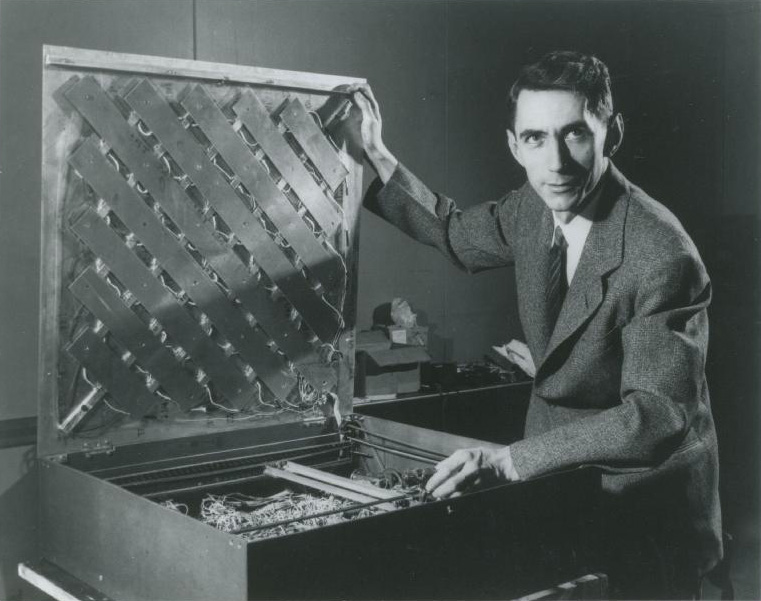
[509,250,712,478]
[364,163,518,272]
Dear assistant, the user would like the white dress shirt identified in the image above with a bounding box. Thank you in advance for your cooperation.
[551,192,601,284]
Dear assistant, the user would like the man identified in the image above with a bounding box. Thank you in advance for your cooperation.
[348,51,722,599]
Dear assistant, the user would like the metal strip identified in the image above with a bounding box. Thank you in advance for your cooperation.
[343,423,448,461]
[70,139,296,401]
[279,461,400,500]
[181,85,340,287]
[278,97,348,191]
[19,559,115,601]
[88,430,341,478]
[69,208,254,405]
[234,91,343,235]
[62,77,327,384]
[66,329,158,417]
[263,465,384,506]
[140,457,353,499]
[123,79,340,343]
[69,268,205,408]
[45,45,366,93]
[105,440,348,485]
[345,436,439,465]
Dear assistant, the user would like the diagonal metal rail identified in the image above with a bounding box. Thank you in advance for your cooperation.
[278,96,348,192]
[59,76,352,421]
[181,84,340,288]
[62,76,334,391]
[234,91,343,236]
[70,138,298,401]
[70,208,255,405]
[123,79,341,343]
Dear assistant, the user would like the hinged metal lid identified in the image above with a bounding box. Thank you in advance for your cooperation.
[37,46,364,458]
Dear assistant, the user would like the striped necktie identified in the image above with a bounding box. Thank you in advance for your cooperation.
[547,225,568,329]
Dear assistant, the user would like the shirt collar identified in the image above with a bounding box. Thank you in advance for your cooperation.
[550,167,607,246]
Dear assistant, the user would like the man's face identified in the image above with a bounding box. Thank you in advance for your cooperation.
[507,90,610,218]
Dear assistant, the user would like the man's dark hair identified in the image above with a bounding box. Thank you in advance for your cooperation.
[507,51,614,131]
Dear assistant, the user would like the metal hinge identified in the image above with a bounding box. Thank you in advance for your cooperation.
[82,440,115,457]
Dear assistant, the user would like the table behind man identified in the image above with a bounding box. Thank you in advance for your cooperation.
[345,51,723,600]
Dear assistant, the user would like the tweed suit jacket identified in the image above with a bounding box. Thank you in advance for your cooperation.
[365,162,723,576]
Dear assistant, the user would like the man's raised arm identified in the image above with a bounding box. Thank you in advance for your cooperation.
[346,84,519,273]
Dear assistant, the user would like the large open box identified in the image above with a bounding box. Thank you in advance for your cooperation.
[28,46,603,600]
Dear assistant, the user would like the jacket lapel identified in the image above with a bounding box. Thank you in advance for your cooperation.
[538,164,630,370]
[518,191,556,361]
[524,206,553,356]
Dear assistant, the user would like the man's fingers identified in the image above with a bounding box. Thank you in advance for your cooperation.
[425,449,472,492]
[428,457,481,499]
[359,84,381,118]
[430,465,477,499]
[424,469,449,493]
[509,352,529,370]
[425,455,464,492]
[506,339,529,358]
[351,91,375,123]
[347,83,380,119]
[505,339,536,376]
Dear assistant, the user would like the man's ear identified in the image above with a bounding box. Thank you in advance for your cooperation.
[506,129,523,166]
[605,113,624,157]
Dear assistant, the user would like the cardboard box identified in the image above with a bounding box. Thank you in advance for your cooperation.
[355,344,431,398]
[386,325,428,347]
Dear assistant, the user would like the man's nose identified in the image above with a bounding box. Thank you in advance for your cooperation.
[546,137,569,172]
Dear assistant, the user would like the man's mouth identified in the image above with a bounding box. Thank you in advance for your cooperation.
[547,181,579,192]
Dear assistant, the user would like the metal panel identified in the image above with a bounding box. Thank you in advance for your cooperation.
[181,84,341,287]
[62,77,328,386]
[66,328,158,417]
[70,208,255,405]
[123,79,341,343]
[69,268,205,408]
[19,560,115,601]
[39,46,361,456]
[278,96,348,191]
[40,459,248,601]
[234,91,342,236]
[69,138,296,401]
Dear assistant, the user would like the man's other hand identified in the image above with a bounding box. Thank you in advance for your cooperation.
[425,446,520,499]
[344,83,398,183]
[493,339,536,378]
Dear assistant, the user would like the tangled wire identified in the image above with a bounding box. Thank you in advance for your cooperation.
[163,490,378,541]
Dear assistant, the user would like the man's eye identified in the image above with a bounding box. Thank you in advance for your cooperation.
[525,134,543,145]
[566,128,588,141]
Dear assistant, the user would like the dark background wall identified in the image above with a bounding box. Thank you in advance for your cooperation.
[0,1,758,599]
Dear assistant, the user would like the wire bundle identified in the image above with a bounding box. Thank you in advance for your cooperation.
[190,491,377,541]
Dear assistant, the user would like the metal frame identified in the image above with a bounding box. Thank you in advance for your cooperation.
[45,46,366,92]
